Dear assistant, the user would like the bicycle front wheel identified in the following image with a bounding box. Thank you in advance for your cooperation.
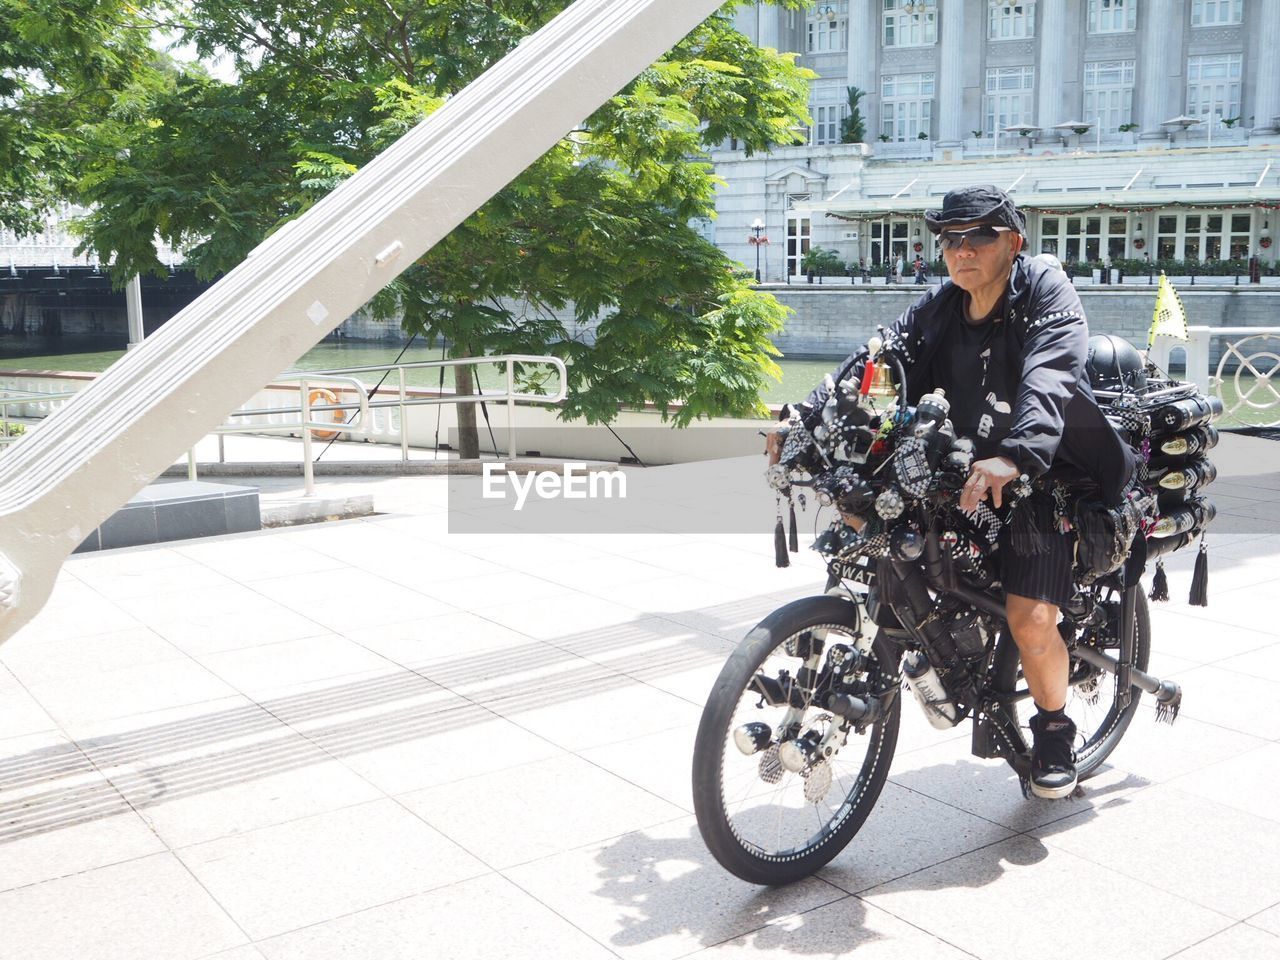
[691,595,901,886]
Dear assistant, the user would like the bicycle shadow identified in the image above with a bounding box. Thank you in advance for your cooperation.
[584,755,1148,958]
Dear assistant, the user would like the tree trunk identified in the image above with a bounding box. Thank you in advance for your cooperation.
[452,344,481,459]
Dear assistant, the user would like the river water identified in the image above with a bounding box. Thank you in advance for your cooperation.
[0,337,847,407]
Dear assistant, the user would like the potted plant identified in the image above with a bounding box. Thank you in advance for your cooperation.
[917,131,929,140]
[1118,122,1139,144]
[878,133,891,143]
[801,246,844,284]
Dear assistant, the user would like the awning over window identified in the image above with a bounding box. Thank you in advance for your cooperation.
[797,185,1280,222]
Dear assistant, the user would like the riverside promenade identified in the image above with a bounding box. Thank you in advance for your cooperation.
[1,432,1279,960]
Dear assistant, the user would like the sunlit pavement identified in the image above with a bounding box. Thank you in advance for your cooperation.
[2,432,1278,960]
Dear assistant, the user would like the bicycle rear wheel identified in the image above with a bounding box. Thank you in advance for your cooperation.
[994,586,1151,780]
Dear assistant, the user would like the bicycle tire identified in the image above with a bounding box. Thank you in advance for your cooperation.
[692,595,901,886]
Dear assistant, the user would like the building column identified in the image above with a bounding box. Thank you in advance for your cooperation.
[1251,0,1280,133]
[1137,0,1177,138]
[1037,0,1067,128]
[938,0,965,142]
[846,0,877,137]
[756,2,780,50]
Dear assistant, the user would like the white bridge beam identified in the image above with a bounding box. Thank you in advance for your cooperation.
[0,0,726,644]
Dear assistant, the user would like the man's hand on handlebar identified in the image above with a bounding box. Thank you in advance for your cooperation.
[763,421,866,532]
[763,422,787,466]
[960,456,1020,512]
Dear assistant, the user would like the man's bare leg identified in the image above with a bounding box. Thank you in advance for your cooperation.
[1004,593,1067,710]
[1005,592,1077,798]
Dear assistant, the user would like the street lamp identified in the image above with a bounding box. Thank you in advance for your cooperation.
[748,217,768,282]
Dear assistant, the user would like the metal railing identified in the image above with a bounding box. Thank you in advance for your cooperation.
[0,386,81,447]
[0,356,568,494]
[209,354,568,495]
[1149,325,1280,428]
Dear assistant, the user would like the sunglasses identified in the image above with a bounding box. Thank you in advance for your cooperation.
[938,225,1013,251]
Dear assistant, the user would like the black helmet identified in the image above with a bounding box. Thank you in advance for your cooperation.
[1086,334,1147,394]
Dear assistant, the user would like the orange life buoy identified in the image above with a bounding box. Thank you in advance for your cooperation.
[307,388,344,440]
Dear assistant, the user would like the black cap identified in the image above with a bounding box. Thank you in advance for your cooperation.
[924,184,1027,237]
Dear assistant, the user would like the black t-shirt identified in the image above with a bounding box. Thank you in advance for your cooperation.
[929,296,1016,461]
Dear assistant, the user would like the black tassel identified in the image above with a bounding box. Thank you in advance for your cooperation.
[1149,560,1169,602]
[774,515,790,568]
[1009,495,1049,556]
[1188,537,1208,606]
[788,501,799,553]
[1155,687,1182,724]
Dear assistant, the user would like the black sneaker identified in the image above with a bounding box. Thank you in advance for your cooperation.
[1028,712,1078,799]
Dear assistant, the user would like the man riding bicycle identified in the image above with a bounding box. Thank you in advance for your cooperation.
[769,185,1135,799]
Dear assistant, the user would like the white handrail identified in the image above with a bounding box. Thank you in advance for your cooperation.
[1148,325,1280,427]
[207,354,568,495]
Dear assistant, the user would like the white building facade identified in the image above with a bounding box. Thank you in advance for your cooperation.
[719,0,1280,280]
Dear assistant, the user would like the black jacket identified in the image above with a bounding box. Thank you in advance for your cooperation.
[797,253,1135,505]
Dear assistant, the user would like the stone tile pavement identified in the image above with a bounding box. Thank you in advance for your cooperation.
[2,433,1279,960]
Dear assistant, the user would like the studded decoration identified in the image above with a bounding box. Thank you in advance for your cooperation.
[875,487,906,520]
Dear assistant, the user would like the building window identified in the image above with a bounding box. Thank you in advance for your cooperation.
[1039,214,1129,263]
[1229,212,1253,258]
[1187,53,1242,123]
[807,1,849,53]
[883,0,937,48]
[786,210,812,276]
[988,2,1036,40]
[1156,210,1252,260]
[1084,60,1135,132]
[809,80,847,145]
[1088,0,1137,32]
[1191,0,1243,25]
[870,219,912,268]
[881,73,935,141]
[984,66,1035,133]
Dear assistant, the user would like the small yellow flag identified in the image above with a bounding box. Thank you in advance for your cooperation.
[1148,272,1189,348]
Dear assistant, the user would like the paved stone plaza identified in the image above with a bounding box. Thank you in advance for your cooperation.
[2,435,1279,960]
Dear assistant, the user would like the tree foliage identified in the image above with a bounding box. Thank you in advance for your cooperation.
[0,0,162,236]
[63,1,816,448]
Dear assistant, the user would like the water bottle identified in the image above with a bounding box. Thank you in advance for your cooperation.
[901,650,959,730]
[1150,394,1224,434]
[1158,425,1219,458]
[1157,459,1217,493]
[1150,499,1216,538]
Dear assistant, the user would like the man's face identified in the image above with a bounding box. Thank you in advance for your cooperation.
[938,220,1024,295]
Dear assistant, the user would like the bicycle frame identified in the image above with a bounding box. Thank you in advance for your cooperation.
[833,517,1171,782]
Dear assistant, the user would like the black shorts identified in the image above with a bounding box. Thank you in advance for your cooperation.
[996,490,1076,608]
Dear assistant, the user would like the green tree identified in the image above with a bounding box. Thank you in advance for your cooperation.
[0,0,162,236]
[73,1,814,456]
[839,85,865,144]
